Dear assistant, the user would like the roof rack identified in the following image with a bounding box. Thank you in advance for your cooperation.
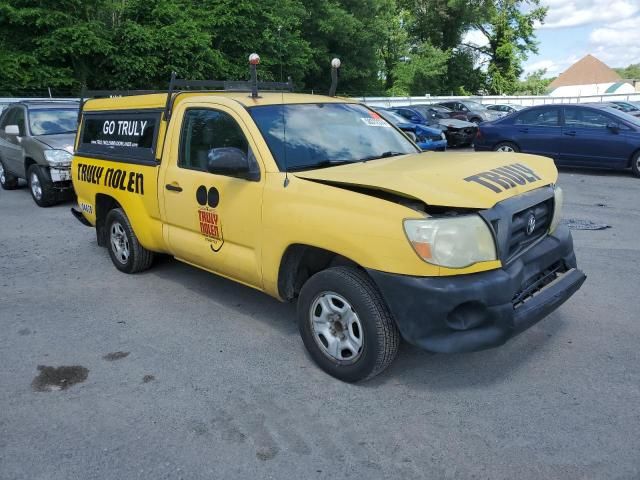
[77,54,295,122]
[19,99,81,103]
[163,54,294,120]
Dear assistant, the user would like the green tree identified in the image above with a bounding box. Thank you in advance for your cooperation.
[391,42,449,95]
[467,0,547,94]
[299,0,390,94]
[515,68,552,95]
[615,64,640,79]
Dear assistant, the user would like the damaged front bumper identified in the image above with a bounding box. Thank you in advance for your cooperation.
[367,224,586,353]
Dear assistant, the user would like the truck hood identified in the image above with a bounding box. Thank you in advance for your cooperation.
[294,152,557,209]
[34,133,75,153]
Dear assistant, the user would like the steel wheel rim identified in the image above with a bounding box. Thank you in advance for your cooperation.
[497,145,514,152]
[0,164,5,184]
[110,222,130,264]
[30,172,42,199]
[309,292,364,364]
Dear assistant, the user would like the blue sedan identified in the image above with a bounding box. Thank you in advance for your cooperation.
[375,108,447,151]
[474,104,640,177]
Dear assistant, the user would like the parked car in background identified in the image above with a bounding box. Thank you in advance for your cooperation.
[608,101,640,117]
[422,104,470,122]
[0,100,78,205]
[375,108,447,151]
[390,105,478,147]
[435,100,502,124]
[486,104,525,115]
[474,103,640,177]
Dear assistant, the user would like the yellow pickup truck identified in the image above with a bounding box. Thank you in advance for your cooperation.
[71,62,585,382]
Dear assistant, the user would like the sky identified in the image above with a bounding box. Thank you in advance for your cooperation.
[464,0,640,78]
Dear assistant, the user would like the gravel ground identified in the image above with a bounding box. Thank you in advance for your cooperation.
[1,165,639,480]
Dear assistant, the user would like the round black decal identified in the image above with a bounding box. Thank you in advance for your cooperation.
[207,187,220,208]
[196,185,207,206]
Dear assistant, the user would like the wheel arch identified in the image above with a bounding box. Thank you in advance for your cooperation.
[493,140,520,152]
[94,193,122,247]
[24,156,38,174]
[628,147,640,168]
[277,244,362,301]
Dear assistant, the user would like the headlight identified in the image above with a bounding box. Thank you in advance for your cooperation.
[440,132,446,140]
[404,215,497,268]
[549,185,563,233]
[44,149,72,166]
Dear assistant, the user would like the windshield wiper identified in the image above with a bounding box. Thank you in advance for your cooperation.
[359,151,406,162]
[287,160,354,172]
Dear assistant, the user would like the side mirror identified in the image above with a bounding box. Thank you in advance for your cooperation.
[207,147,258,180]
[5,125,19,136]
[606,123,620,133]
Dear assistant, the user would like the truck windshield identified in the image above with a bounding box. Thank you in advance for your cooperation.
[249,103,418,171]
[29,108,78,136]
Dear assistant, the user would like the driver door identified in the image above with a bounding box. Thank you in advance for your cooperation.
[0,107,26,176]
[160,102,264,289]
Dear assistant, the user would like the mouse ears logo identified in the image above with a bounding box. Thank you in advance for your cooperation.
[196,185,223,252]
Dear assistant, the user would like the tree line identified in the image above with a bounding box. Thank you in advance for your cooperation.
[0,0,548,97]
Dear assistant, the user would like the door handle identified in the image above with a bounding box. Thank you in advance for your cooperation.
[564,131,576,136]
[165,183,182,192]
[518,128,529,133]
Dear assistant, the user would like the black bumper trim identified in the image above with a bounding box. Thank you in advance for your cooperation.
[367,225,585,354]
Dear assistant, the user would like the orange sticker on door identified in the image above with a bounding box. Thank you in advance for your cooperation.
[198,208,224,252]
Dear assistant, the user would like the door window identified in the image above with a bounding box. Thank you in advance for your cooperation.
[0,108,13,128]
[179,109,249,172]
[12,108,26,136]
[394,109,414,120]
[514,108,559,126]
[564,108,611,129]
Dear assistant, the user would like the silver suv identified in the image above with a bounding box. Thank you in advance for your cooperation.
[0,101,78,206]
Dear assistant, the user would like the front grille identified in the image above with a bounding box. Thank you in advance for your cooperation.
[479,186,556,265]
[463,127,475,135]
[506,199,552,260]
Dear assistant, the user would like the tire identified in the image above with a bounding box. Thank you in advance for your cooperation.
[105,208,154,273]
[470,117,482,124]
[297,266,400,382]
[493,141,520,153]
[28,165,57,207]
[631,151,640,177]
[0,160,19,190]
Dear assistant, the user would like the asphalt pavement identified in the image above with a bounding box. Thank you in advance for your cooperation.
[1,164,639,480]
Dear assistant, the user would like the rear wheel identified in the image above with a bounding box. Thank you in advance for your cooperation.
[28,165,57,207]
[0,160,19,190]
[297,266,400,382]
[493,142,519,153]
[105,208,154,273]
[631,151,640,177]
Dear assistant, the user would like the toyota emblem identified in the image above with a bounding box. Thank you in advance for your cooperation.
[526,214,536,236]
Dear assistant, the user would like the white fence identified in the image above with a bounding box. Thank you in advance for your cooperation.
[4,92,640,110]
[355,92,640,108]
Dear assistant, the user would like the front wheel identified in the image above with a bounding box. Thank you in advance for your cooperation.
[105,208,154,273]
[28,165,57,207]
[631,151,640,177]
[297,266,400,382]
[493,141,520,153]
